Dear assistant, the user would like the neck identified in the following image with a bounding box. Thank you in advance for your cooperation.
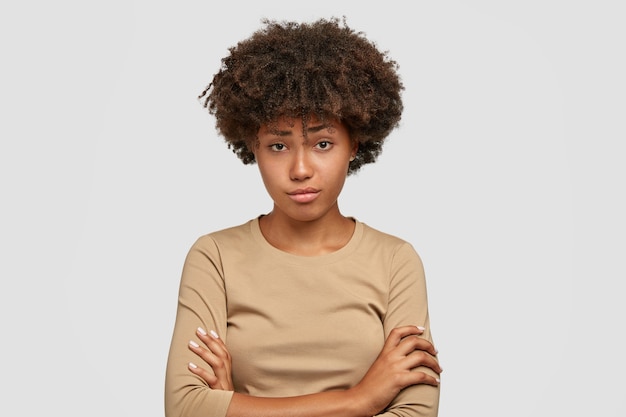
[259,208,355,256]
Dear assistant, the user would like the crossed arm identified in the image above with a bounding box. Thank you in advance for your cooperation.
[187,325,441,417]
[166,233,442,417]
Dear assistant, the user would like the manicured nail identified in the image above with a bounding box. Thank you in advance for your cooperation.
[188,362,198,369]
[197,327,207,336]
[189,340,199,348]
[417,326,426,331]
[210,330,220,339]
[436,378,441,383]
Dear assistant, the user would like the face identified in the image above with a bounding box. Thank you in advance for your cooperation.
[254,115,357,223]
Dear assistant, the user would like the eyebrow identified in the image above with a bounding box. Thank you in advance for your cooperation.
[271,124,329,137]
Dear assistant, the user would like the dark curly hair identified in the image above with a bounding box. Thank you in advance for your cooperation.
[199,17,404,174]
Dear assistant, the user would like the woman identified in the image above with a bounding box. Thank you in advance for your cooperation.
[165,17,442,417]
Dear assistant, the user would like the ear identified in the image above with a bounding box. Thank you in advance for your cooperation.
[350,141,358,161]
[248,136,260,155]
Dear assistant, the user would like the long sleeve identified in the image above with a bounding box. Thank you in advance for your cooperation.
[164,236,233,417]
[376,242,440,417]
[164,220,440,417]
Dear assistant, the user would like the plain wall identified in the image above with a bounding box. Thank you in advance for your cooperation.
[1,1,624,416]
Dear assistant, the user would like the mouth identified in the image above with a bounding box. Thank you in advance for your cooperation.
[287,188,320,203]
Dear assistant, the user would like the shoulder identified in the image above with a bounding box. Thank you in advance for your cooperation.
[360,221,411,247]
[358,221,423,261]
[190,219,256,251]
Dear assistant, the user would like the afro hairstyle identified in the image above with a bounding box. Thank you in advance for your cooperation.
[199,17,404,174]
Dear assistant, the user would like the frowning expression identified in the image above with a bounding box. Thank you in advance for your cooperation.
[254,116,357,223]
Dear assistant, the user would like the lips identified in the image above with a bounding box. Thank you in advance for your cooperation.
[287,187,320,203]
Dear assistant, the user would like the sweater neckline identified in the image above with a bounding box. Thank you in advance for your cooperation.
[249,216,364,266]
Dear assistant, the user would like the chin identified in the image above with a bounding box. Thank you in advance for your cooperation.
[273,204,319,222]
[286,212,322,223]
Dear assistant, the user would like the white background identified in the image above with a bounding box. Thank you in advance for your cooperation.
[1,1,624,416]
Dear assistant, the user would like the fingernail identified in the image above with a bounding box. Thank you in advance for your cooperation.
[188,362,198,369]
[436,378,441,383]
[417,326,425,331]
[189,340,199,348]
[210,330,220,339]
[197,327,207,336]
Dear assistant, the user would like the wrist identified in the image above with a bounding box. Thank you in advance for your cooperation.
[345,385,376,417]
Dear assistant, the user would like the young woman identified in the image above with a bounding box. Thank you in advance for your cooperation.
[165,17,442,417]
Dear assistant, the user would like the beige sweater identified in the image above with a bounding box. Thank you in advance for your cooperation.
[165,218,439,417]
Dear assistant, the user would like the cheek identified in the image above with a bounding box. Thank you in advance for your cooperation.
[323,161,350,189]
[256,161,282,193]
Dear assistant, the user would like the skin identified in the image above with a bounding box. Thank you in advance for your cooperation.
[254,115,358,256]
[187,116,442,417]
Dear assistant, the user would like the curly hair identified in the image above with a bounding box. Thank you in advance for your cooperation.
[199,17,404,174]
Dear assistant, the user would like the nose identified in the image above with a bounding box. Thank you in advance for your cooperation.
[289,147,313,181]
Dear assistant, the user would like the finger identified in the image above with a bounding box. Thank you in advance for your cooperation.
[397,334,438,357]
[193,328,234,390]
[395,337,442,373]
[403,349,443,375]
[197,328,230,360]
[188,362,219,388]
[397,370,441,388]
[188,341,233,390]
[385,325,424,348]
[188,339,228,371]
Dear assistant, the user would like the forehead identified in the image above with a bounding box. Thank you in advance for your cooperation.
[259,115,341,137]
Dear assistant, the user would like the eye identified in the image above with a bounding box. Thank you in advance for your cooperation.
[315,141,333,150]
[269,143,286,151]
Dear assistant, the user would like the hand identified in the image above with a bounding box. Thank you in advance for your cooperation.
[350,325,442,416]
[187,327,234,391]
